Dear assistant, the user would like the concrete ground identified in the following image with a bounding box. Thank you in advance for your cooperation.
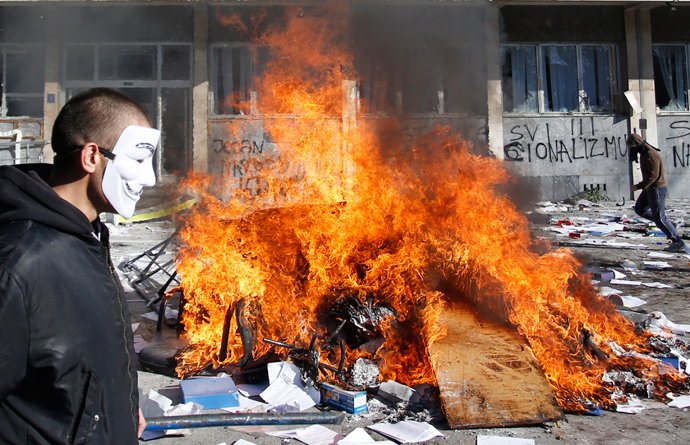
[113,198,690,445]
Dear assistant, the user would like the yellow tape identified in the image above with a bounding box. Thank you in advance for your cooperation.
[116,199,196,224]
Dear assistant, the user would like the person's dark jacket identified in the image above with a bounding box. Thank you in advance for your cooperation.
[0,164,139,444]
[636,142,667,191]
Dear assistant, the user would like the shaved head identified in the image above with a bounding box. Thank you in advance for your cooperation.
[52,88,152,158]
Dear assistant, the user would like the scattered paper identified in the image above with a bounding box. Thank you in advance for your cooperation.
[267,425,344,445]
[647,251,675,259]
[260,362,319,412]
[610,279,643,286]
[643,282,674,289]
[139,388,203,440]
[477,436,535,445]
[667,394,690,409]
[598,286,622,297]
[621,296,647,308]
[131,322,140,332]
[368,420,443,444]
[233,440,257,445]
[616,397,646,414]
[612,270,627,279]
[338,428,396,445]
[641,261,672,269]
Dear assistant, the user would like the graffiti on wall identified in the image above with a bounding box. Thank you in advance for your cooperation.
[504,117,628,163]
[211,134,280,197]
[665,120,690,169]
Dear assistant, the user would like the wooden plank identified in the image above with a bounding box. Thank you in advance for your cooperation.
[428,302,564,428]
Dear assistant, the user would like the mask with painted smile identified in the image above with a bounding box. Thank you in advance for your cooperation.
[101,125,161,219]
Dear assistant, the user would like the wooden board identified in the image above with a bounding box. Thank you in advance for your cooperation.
[428,303,564,428]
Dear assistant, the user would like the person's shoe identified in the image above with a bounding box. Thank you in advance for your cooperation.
[664,240,686,252]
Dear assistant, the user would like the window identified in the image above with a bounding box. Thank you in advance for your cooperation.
[357,44,485,115]
[211,44,270,116]
[502,44,619,114]
[653,44,688,111]
[63,43,193,177]
[0,45,45,118]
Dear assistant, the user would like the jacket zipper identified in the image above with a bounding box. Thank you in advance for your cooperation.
[104,243,138,435]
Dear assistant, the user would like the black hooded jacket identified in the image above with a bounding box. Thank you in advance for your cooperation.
[0,164,139,444]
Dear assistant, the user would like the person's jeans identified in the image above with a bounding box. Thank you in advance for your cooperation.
[634,186,681,243]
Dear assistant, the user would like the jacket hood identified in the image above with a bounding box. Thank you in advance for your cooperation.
[0,164,96,237]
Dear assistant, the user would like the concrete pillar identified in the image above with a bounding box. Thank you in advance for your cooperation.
[192,4,209,173]
[625,8,657,146]
[43,6,61,163]
[485,5,503,159]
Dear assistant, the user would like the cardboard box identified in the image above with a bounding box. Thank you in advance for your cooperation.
[179,377,240,409]
[321,383,367,414]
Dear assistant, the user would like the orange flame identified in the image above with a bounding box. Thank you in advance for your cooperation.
[174,2,683,411]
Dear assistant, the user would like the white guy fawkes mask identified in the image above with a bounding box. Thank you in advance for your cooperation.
[101,125,161,219]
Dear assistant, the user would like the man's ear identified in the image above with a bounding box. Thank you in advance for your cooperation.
[80,143,100,174]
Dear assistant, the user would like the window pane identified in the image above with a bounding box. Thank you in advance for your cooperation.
[65,46,95,81]
[161,87,190,174]
[6,46,44,94]
[582,45,618,112]
[7,97,43,117]
[162,45,191,81]
[653,45,688,111]
[401,47,439,114]
[213,46,251,115]
[501,45,538,113]
[356,49,397,114]
[99,45,157,81]
[542,45,578,112]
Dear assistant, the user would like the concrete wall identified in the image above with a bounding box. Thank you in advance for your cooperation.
[502,115,630,202]
[657,116,690,199]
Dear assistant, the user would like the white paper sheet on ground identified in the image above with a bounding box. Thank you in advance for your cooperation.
[643,282,674,289]
[612,270,627,279]
[621,296,648,308]
[641,261,672,269]
[260,375,317,412]
[139,388,203,440]
[569,239,648,249]
[131,322,140,332]
[367,421,443,443]
[264,362,320,406]
[267,425,344,445]
[233,440,257,445]
[647,252,675,259]
[477,435,536,445]
[616,400,646,414]
[598,286,622,297]
[338,428,397,445]
[610,279,643,286]
[667,394,690,408]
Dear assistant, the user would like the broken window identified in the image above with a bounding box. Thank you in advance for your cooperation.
[502,44,619,114]
[1,45,44,118]
[653,44,688,111]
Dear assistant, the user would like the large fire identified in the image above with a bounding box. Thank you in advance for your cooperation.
[173,2,686,412]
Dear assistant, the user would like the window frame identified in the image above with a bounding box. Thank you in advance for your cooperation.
[0,43,45,118]
[652,43,690,113]
[502,43,621,115]
[210,42,271,117]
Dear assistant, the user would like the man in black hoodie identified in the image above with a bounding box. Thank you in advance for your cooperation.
[0,88,160,444]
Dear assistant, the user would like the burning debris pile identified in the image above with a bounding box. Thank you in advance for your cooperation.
[169,1,690,421]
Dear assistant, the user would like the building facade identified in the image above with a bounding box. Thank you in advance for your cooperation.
[1,1,688,201]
